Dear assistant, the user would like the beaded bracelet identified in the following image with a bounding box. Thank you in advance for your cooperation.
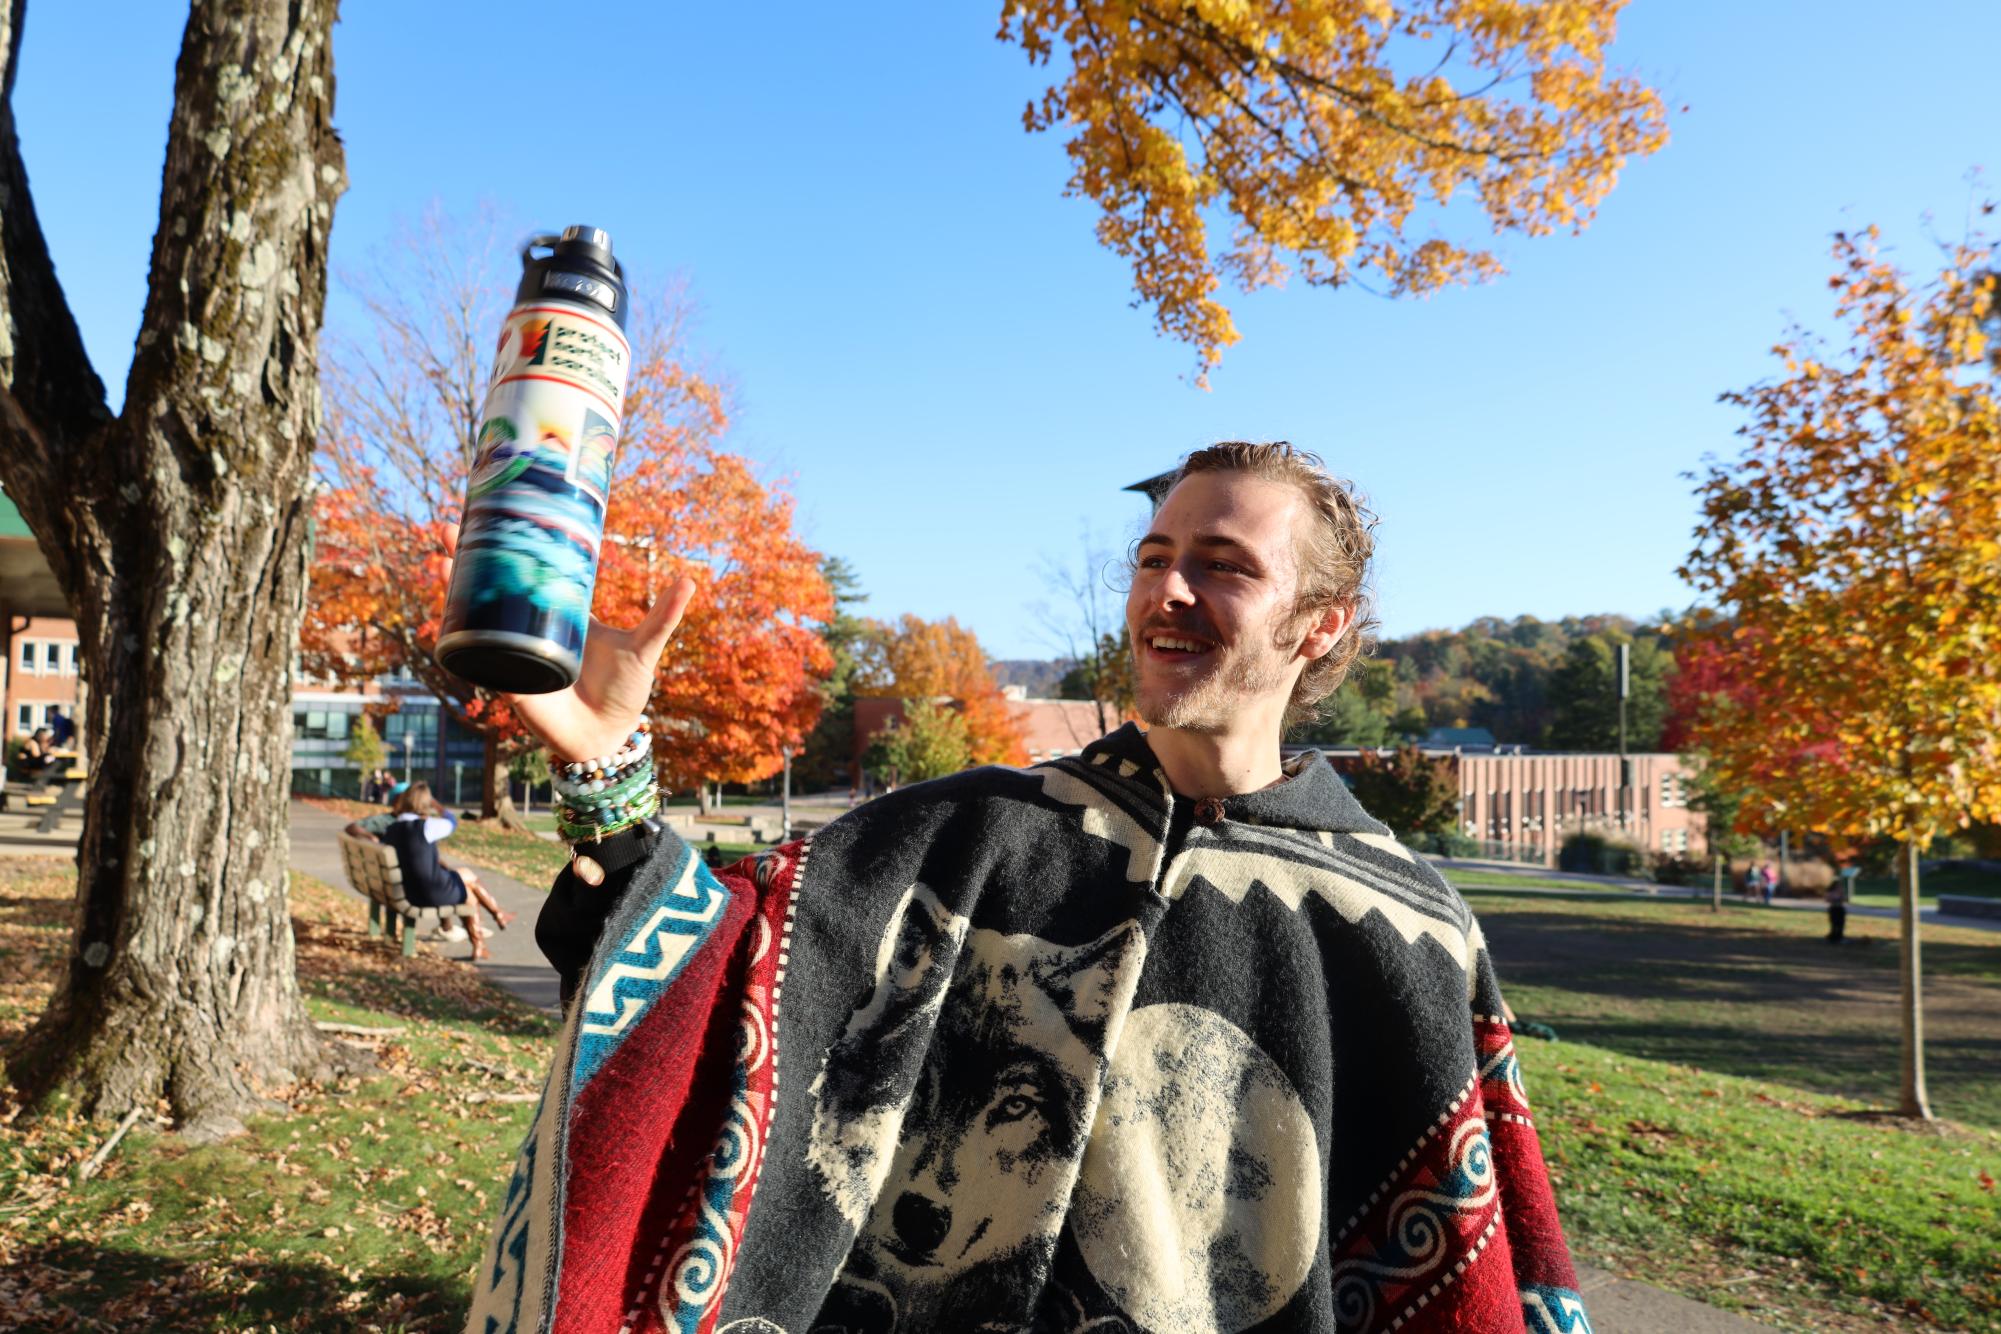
[558,723,652,785]
[553,745,653,801]
[557,784,662,843]
[559,767,654,820]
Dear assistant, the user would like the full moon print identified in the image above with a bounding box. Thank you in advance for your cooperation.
[1073,1003,1321,1334]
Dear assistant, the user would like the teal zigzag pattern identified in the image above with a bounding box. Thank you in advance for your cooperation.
[1522,1284,1594,1333]
[572,844,731,1089]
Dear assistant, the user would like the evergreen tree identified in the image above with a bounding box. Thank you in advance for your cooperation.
[796,556,871,789]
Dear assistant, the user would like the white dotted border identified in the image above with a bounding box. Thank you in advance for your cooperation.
[617,836,814,1334]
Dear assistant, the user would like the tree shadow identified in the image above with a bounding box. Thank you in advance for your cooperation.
[1484,910,2001,1128]
[10,1239,469,1332]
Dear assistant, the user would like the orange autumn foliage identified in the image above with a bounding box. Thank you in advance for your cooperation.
[596,390,834,793]
[855,614,1029,768]
[307,210,830,805]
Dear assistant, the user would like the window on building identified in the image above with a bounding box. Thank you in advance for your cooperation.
[62,642,79,676]
[15,703,35,734]
[17,639,37,674]
[292,709,351,741]
[42,641,62,673]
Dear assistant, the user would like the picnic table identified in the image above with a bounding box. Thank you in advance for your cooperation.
[6,748,86,833]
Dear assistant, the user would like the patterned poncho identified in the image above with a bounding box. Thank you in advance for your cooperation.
[469,724,1590,1334]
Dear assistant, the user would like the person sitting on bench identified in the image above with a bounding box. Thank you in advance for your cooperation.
[17,727,58,793]
[346,782,515,958]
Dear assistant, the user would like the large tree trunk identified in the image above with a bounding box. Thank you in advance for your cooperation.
[0,0,345,1136]
[1897,842,1932,1120]
[481,731,528,831]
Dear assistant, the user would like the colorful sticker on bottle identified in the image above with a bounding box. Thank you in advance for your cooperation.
[487,304,630,421]
[573,408,617,506]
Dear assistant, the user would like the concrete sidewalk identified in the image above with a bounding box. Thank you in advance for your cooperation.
[1577,1264,1772,1330]
[287,799,561,1010]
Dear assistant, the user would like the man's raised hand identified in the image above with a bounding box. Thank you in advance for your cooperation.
[440,535,695,764]
[511,577,696,764]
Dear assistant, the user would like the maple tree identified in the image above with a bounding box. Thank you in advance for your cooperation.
[312,210,829,825]
[1680,226,2001,1121]
[0,0,345,1130]
[864,699,976,787]
[595,433,834,815]
[855,614,1030,767]
[999,0,1668,379]
[1344,745,1460,836]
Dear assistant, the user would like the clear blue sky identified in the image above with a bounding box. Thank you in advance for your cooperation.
[17,3,2001,658]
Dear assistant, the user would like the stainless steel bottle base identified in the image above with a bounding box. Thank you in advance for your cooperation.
[435,630,582,695]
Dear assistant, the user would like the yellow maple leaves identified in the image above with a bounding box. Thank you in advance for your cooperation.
[999,0,1667,381]
[1681,228,2001,848]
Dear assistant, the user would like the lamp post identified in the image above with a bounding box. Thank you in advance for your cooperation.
[780,743,794,842]
[1616,642,1630,832]
[453,760,464,807]
[402,733,413,785]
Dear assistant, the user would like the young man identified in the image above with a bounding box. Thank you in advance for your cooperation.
[469,443,1588,1334]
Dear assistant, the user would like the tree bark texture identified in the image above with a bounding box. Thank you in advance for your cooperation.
[481,730,527,831]
[1897,843,1932,1120]
[0,0,345,1132]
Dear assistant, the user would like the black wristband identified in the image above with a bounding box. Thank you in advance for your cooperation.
[571,822,658,878]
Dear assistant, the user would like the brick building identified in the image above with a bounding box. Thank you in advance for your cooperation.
[1316,743,1706,866]
[1,495,80,745]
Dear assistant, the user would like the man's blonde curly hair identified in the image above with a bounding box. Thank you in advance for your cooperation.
[1168,441,1379,730]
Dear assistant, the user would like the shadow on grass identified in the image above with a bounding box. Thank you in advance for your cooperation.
[0,894,72,931]
[10,1239,468,1332]
[1484,910,2001,1129]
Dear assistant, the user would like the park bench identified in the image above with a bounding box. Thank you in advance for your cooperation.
[336,832,477,958]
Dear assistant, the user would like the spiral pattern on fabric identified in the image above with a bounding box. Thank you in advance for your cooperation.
[738,995,769,1071]
[1331,1272,1378,1329]
[668,1236,726,1308]
[711,1094,762,1182]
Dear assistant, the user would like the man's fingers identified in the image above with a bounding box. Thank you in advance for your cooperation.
[585,577,697,660]
[638,577,698,656]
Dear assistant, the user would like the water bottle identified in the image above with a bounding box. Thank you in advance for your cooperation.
[436,225,631,693]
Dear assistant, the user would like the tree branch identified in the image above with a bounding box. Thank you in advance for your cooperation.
[0,0,115,574]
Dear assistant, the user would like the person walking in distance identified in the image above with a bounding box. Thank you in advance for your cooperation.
[465,443,1592,1334]
[1827,868,1853,943]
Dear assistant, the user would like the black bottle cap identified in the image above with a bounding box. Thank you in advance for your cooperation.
[516,225,629,329]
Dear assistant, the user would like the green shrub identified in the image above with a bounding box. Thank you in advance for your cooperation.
[1559,831,1648,876]
[1650,851,1713,886]
[1405,828,1482,858]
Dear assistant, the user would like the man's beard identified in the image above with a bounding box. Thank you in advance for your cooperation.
[1132,618,1299,734]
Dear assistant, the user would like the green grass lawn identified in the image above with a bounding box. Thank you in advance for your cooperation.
[1850,863,2001,911]
[1526,1038,2000,1331]
[1446,867,1644,894]
[0,860,552,1331]
[1485,891,2001,1329]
